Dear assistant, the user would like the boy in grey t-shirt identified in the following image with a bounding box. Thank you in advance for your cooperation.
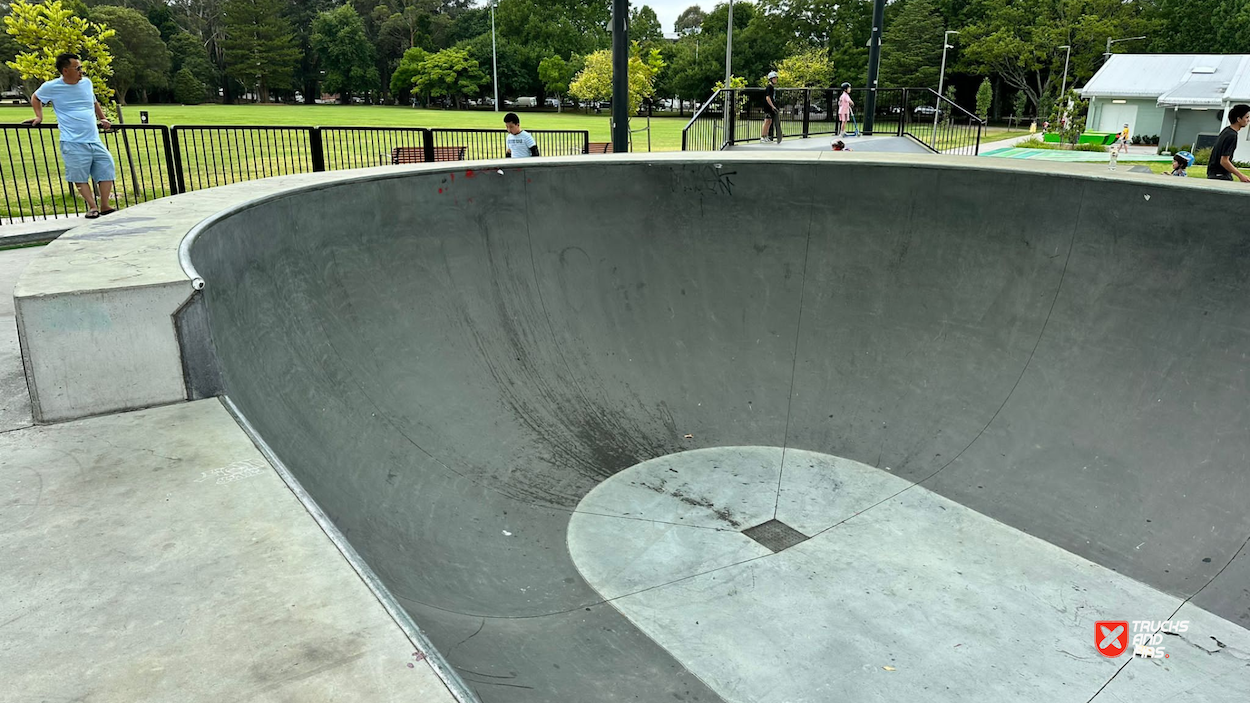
[504,113,539,158]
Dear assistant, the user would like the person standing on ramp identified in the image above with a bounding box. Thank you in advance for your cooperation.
[761,71,780,143]
[838,82,855,136]
[26,53,117,218]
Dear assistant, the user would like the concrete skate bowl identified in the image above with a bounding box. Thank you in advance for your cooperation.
[185,156,1250,702]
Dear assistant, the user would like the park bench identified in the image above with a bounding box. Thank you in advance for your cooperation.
[391,145,467,164]
[586,142,613,154]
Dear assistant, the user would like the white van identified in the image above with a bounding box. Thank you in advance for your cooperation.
[516,96,539,108]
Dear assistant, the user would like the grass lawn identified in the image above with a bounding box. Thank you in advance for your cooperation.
[0,104,694,152]
[1143,161,1206,177]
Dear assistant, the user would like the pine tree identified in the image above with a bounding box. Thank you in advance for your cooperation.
[221,0,300,102]
[880,0,944,88]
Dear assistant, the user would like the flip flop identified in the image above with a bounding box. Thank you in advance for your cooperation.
[100,208,117,216]
[85,209,100,219]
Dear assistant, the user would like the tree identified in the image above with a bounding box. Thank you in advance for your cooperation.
[538,53,579,111]
[880,0,943,88]
[389,45,427,103]
[1049,88,1087,145]
[674,5,705,36]
[975,77,991,121]
[89,5,170,103]
[168,31,217,90]
[173,65,205,102]
[1150,0,1222,52]
[569,44,663,114]
[961,0,1156,112]
[630,5,663,44]
[1012,89,1027,119]
[776,46,834,88]
[4,0,115,107]
[413,46,487,108]
[311,4,379,102]
[222,0,300,102]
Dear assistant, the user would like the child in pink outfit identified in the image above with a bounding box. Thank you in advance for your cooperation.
[838,83,854,136]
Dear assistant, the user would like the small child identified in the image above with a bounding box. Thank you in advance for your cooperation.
[504,112,539,159]
[1169,151,1194,177]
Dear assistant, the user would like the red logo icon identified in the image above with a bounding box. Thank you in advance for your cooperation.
[1096,621,1129,657]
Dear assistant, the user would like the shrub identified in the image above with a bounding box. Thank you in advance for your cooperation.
[173,67,205,105]
[1194,147,1213,166]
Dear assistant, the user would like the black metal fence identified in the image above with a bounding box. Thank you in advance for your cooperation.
[1,125,177,223]
[682,87,983,156]
[1,125,591,224]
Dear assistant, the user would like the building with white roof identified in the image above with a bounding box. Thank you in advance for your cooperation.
[1081,54,1250,156]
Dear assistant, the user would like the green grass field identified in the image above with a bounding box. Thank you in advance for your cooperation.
[0,103,1009,221]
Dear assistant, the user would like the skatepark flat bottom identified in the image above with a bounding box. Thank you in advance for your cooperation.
[185,156,1250,701]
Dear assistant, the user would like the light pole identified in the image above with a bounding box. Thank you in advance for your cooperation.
[490,0,499,111]
[722,1,733,148]
[1059,45,1072,98]
[934,30,958,137]
[1104,36,1146,61]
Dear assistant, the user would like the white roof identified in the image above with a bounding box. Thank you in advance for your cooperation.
[1081,54,1250,102]
[1223,65,1250,102]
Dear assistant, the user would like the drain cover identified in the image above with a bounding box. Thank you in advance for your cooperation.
[742,519,808,553]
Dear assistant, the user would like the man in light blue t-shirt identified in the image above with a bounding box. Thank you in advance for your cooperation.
[28,52,116,217]
[504,112,539,159]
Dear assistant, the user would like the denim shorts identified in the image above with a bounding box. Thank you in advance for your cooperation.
[61,140,115,184]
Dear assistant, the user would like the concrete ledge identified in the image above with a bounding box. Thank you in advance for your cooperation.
[0,215,81,248]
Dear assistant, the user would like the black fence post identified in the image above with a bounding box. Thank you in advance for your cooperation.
[802,89,811,138]
[422,128,435,163]
[309,127,325,172]
[161,126,181,195]
[726,90,737,145]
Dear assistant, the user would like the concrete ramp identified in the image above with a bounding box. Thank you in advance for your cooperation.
[185,155,1250,702]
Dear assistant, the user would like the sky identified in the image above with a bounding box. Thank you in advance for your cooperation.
[643,0,700,37]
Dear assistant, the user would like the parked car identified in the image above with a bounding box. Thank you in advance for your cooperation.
[913,105,944,117]
[516,96,539,108]
[545,97,559,108]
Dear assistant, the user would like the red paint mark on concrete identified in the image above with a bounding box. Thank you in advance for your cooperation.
[438,188,443,194]
[465,169,477,178]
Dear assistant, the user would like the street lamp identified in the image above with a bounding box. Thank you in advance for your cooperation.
[934,30,958,137]
[490,0,499,111]
[722,0,733,148]
[1059,45,1072,98]
[1104,36,1146,60]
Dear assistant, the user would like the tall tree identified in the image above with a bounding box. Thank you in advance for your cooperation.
[412,45,486,107]
[168,31,217,90]
[311,3,378,102]
[4,0,116,106]
[674,5,705,36]
[89,5,170,103]
[880,0,944,89]
[630,5,663,44]
[538,53,578,111]
[961,0,1155,112]
[389,44,425,102]
[776,45,834,88]
[222,0,300,101]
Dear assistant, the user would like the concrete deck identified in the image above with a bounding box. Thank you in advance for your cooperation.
[0,399,456,702]
[0,245,37,432]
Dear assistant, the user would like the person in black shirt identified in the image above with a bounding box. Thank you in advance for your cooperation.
[761,71,780,143]
[1207,104,1250,182]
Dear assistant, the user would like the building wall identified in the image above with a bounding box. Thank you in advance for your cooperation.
[1161,108,1226,149]
[1090,98,1165,137]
